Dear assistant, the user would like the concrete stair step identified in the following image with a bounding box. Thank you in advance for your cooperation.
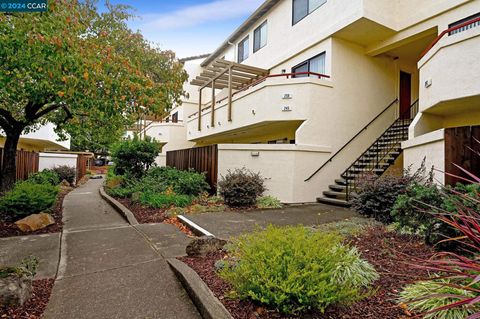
[329,184,346,192]
[323,190,347,199]
[317,197,352,207]
[335,178,347,186]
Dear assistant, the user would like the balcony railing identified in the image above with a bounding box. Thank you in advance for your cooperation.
[420,16,480,59]
[187,71,330,121]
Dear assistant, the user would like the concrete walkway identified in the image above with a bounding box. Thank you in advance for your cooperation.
[185,204,360,238]
[43,179,200,319]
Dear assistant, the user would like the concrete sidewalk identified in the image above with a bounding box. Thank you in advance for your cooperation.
[185,204,360,238]
[43,178,200,319]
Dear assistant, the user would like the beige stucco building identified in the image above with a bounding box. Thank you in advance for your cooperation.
[150,0,480,205]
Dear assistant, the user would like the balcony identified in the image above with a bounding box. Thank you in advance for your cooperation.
[145,121,185,144]
[418,16,480,115]
[187,59,331,143]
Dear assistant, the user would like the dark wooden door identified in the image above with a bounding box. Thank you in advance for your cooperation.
[399,71,412,119]
[445,126,480,186]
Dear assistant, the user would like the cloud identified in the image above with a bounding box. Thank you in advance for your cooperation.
[139,0,264,31]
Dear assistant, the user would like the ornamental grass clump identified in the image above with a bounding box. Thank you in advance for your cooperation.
[219,225,378,314]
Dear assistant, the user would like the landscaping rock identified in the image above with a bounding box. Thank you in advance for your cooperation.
[0,275,33,307]
[60,180,72,187]
[186,236,227,257]
[15,213,55,232]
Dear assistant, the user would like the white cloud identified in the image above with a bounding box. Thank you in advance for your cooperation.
[139,0,264,31]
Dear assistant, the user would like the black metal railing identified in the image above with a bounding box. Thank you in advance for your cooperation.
[343,100,419,201]
[305,99,399,182]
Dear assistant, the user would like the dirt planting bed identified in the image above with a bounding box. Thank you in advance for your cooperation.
[0,279,55,319]
[0,188,70,238]
[180,227,435,319]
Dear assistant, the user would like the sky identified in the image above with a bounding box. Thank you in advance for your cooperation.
[103,0,264,59]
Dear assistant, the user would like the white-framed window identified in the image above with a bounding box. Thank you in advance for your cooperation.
[253,21,268,52]
[238,36,249,63]
[292,52,326,77]
[293,0,326,25]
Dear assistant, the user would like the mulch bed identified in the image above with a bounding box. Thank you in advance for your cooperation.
[0,188,70,238]
[117,198,167,223]
[180,226,435,319]
[0,278,55,319]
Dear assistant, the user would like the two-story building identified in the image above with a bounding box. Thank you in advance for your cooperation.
[157,0,480,205]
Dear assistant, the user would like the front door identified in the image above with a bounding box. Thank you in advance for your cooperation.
[399,71,412,119]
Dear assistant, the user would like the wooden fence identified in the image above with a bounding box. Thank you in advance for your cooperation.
[0,148,39,181]
[445,126,480,185]
[76,154,91,182]
[166,145,218,192]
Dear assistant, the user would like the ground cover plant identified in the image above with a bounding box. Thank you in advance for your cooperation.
[0,169,71,237]
[219,225,378,314]
[399,169,480,319]
[0,181,59,221]
[181,224,435,319]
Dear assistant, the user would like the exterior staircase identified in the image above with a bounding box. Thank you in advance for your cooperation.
[315,100,419,207]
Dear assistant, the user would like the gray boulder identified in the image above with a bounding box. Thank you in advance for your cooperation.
[0,274,33,307]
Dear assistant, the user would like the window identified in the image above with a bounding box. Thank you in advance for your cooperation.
[293,0,326,25]
[449,12,480,35]
[292,52,326,77]
[171,112,178,123]
[237,36,249,63]
[254,21,268,52]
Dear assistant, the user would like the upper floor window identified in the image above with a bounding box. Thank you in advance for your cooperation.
[449,12,480,35]
[292,52,326,77]
[238,36,249,63]
[254,21,268,52]
[171,112,178,123]
[293,0,326,25]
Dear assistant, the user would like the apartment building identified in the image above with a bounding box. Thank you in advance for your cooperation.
[0,122,70,152]
[158,0,480,205]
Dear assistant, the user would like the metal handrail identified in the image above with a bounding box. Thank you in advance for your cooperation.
[342,99,419,200]
[420,16,480,59]
[304,98,399,182]
[187,71,331,119]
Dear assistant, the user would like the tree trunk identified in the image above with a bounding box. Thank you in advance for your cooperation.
[0,130,21,192]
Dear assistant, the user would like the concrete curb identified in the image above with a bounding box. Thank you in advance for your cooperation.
[178,215,215,237]
[99,187,139,226]
[167,258,233,319]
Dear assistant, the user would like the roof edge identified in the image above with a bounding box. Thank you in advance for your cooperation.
[201,0,280,67]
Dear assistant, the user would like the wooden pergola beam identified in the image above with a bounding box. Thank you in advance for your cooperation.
[197,74,248,85]
[204,68,258,80]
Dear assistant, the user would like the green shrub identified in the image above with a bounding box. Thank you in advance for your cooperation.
[392,183,449,245]
[0,182,59,220]
[27,169,60,186]
[352,174,410,223]
[110,136,160,178]
[52,165,76,185]
[219,225,378,314]
[218,168,266,207]
[145,167,210,196]
[137,192,192,209]
[399,280,477,319]
[257,196,282,209]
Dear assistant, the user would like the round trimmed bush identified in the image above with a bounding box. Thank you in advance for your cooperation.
[218,168,266,207]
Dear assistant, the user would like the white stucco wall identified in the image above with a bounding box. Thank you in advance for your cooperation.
[39,153,78,175]
[402,129,445,184]
[218,144,332,203]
